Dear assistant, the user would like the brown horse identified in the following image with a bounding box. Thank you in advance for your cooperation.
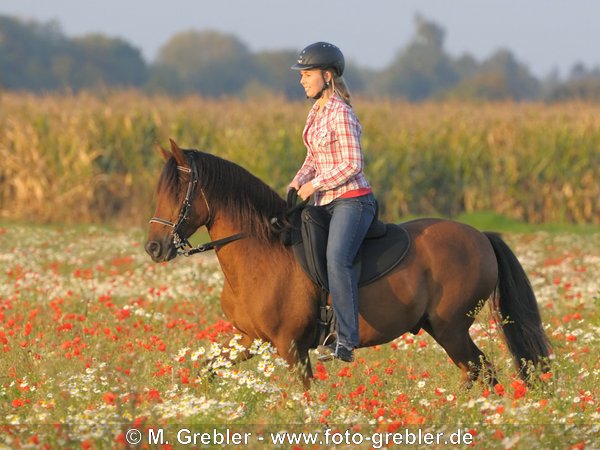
[145,140,551,388]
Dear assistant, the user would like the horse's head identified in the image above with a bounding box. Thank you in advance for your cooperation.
[145,139,211,262]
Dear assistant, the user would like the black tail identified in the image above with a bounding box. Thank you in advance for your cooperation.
[485,232,552,378]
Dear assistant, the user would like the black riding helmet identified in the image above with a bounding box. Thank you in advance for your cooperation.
[291,42,345,77]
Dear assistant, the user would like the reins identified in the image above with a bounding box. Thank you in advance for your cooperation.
[180,232,247,256]
[269,189,308,232]
[149,154,246,257]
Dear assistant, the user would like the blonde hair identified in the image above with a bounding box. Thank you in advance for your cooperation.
[330,75,352,107]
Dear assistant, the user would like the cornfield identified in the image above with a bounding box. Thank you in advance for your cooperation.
[0,91,598,225]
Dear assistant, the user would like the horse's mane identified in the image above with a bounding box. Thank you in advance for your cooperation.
[158,150,287,245]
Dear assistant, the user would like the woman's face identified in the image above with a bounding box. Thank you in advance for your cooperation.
[300,69,330,98]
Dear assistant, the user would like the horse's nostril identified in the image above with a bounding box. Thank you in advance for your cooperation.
[145,241,161,258]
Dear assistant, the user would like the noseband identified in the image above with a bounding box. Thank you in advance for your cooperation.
[149,154,245,256]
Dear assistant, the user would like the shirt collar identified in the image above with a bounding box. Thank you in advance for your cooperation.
[310,92,341,115]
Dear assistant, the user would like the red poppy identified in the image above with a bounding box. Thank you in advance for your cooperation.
[494,383,505,396]
[314,362,329,381]
[511,380,527,399]
[102,392,118,405]
[337,367,352,378]
[147,389,162,403]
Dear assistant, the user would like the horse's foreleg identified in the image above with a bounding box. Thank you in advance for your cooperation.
[199,333,255,380]
[273,338,313,389]
[297,353,313,389]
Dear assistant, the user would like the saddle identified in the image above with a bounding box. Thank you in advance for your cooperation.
[274,190,411,347]
[277,190,410,291]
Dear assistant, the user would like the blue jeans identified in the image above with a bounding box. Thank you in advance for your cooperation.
[324,193,376,349]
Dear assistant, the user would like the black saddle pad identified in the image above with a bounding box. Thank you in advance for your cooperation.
[291,206,411,291]
[360,223,411,285]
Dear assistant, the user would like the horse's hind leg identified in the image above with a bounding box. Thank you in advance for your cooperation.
[463,337,498,386]
[424,321,497,387]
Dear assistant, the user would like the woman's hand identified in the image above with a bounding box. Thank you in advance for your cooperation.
[297,181,316,200]
[288,179,301,192]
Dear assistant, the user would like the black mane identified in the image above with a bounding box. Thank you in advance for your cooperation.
[158,150,287,244]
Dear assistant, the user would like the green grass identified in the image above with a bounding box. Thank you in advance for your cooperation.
[455,211,600,234]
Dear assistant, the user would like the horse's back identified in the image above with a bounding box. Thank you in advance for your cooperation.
[402,217,497,279]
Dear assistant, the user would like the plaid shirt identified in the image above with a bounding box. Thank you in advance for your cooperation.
[295,94,371,205]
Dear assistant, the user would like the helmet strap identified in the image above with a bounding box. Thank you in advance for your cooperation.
[310,71,331,100]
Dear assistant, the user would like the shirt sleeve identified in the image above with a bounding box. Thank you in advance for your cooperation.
[311,108,363,191]
[294,150,316,186]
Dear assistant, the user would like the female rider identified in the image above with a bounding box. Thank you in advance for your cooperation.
[289,42,375,362]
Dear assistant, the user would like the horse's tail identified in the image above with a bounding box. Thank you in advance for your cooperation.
[485,232,552,378]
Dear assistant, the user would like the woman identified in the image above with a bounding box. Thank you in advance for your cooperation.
[289,42,376,363]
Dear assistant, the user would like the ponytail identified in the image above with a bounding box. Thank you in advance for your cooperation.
[331,76,352,107]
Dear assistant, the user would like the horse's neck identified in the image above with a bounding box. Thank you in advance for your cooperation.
[208,216,285,288]
[208,215,243,243]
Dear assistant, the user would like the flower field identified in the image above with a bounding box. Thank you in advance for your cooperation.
[0,224,598,449]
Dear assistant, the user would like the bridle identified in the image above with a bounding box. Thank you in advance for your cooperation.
[149,154,245,257]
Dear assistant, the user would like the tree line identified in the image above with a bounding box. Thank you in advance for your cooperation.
[1,14,599,101]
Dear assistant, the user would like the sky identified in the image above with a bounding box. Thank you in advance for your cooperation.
[1,1,598,78]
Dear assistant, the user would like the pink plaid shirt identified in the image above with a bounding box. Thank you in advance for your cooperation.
[294,94,371,205]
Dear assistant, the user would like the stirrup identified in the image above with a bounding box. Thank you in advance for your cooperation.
[322,332,337,347]
[315,332,337,362]
[316,332,336,362]
[316,340,354,363]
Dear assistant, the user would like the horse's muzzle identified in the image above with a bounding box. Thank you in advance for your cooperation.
[145,239,177,262]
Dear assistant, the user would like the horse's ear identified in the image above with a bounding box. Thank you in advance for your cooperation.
[169,138,188,168]
[157,143,171,161]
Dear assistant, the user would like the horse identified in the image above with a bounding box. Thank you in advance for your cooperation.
[145,139,552,388]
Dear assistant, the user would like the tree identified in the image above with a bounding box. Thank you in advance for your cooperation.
[70,34,148,89]
[546,63,600,101]
[150,30,258,96]
[0,15,68,90]
[0,15,147,91]
[375,15,459,100]
[252,49,304,99]
[449,49,540,100]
